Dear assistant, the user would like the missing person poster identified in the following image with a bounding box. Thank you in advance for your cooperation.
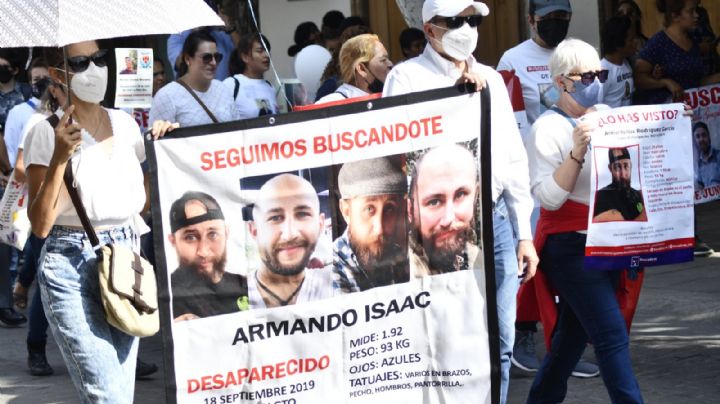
[147,87,499,404]
[114,48,153,108]
[585,103,694,270]
[685,84,720,204]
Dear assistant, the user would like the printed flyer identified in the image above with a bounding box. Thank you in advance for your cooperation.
[685,84,720,204]
[114,48,153,108]
[585,103,694,270]
[147,86,499,404]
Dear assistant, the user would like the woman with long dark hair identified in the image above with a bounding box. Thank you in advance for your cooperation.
[150,30,236,127]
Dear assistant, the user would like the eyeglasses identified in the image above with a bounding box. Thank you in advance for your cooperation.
[565,70,609,85]
[433,15,483,29]
[66,49,108,73]
[198,52,223,64]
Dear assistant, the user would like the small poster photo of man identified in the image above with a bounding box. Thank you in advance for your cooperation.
[120,49,137,75]
[592,146,648,223]
[407,143,483,278]
[331,155,410,294]
[240,170,336,309]
[168,191,249,322]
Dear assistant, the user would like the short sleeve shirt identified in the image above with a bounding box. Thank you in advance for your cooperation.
[637,31,704,104]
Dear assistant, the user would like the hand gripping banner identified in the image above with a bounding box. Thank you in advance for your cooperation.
[146,85,500,404]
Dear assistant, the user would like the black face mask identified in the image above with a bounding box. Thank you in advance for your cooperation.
[31,77,51,99]
[536,18,570,48]
[364,65,385,94]
[0,65,14,84]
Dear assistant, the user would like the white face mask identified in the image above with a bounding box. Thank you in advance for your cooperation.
[70,62,107,104]
[431,22,478,61]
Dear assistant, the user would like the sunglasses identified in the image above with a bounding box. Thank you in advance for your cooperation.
[565,70,609,85]
[198,52,223,64]
[66,49,108,73]
[433,15,483,29]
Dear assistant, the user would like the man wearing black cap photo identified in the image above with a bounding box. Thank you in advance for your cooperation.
[169,191,248,321]
[332,155,410,293]
[248,174,334,308]
[409,144,482,276]
[593,147,647,222]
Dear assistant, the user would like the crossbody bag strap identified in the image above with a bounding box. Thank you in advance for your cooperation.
[550,105,577,128]
[63,163,100,247]
[176,80,219,123]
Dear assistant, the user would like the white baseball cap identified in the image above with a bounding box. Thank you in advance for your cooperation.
[422,0,490,24]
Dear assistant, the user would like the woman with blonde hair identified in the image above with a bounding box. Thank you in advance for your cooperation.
[315,33,393,104]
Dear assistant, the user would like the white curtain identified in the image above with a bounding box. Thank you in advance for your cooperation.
[394,0,424,29]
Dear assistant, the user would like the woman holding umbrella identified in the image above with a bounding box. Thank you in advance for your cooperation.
[24,40,176,403]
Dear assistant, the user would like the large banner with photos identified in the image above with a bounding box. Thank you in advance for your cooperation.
[685,84,720,204]
[147,87,500,404]
[585,104,695,270]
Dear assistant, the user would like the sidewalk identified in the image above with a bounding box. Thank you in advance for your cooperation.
[1,204,719,403]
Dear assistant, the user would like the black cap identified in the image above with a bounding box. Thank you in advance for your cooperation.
[608,147,631,163]
[169,191,224,233]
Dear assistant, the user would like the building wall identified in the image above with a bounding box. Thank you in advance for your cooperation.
[259,0,351,80]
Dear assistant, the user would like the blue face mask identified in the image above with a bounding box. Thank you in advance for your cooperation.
[568,78,601,108]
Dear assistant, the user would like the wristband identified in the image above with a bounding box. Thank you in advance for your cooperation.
[569,150,584,166]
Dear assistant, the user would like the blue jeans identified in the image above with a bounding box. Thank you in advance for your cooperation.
[527,232,643,404]
[38,226,138,404]
[25,235,49,349]
[493,199,520,404]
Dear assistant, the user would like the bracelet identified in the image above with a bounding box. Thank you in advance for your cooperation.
[569,150,584,166]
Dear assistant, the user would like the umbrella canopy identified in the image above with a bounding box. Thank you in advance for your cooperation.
[0,0,224,48]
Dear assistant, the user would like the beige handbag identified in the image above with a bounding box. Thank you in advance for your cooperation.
[64,163,159,337]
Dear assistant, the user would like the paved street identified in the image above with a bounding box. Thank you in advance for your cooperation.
[1,204,718,404]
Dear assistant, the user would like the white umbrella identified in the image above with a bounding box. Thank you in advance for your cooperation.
[0,0,224,47]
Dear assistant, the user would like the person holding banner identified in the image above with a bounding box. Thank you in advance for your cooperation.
[316,34,394,104]
[150,30,237,128]
[524,38,643,403]
[169,191,248,321]
[24,40,177,402]
[409,144,481,275]
[332,156,409,293]
[248,174,335,308]
[383,2,538,402]
[693,121,720,188]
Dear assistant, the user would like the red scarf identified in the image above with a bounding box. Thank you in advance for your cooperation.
[516,200,644,349]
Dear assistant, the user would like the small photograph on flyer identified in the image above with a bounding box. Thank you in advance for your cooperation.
[592,145,648,223]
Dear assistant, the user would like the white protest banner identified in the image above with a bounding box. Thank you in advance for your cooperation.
[585,103,694,270]
[114,48,153,108]
[685,84,720,203]
[147,86,500,404]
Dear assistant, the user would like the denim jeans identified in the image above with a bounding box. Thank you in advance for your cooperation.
[25,235,49,349]
[493,199,520,404]
[527,232,643,404]
[38,225,138,404]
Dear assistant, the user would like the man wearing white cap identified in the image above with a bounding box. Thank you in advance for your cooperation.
[383,1,538,402]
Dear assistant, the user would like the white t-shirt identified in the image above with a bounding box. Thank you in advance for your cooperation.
[222,74,278,119]
[497,39,559,125]
[23,108,147,228]
[600,58,634,108]
[149,80,237,127]
[248,267,335,309]
[4,98,39,166]
[383,46,534,240]
[526,108,591,210]
[315,83,368,104]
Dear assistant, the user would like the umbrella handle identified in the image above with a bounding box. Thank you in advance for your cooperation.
[62,46,73,123]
